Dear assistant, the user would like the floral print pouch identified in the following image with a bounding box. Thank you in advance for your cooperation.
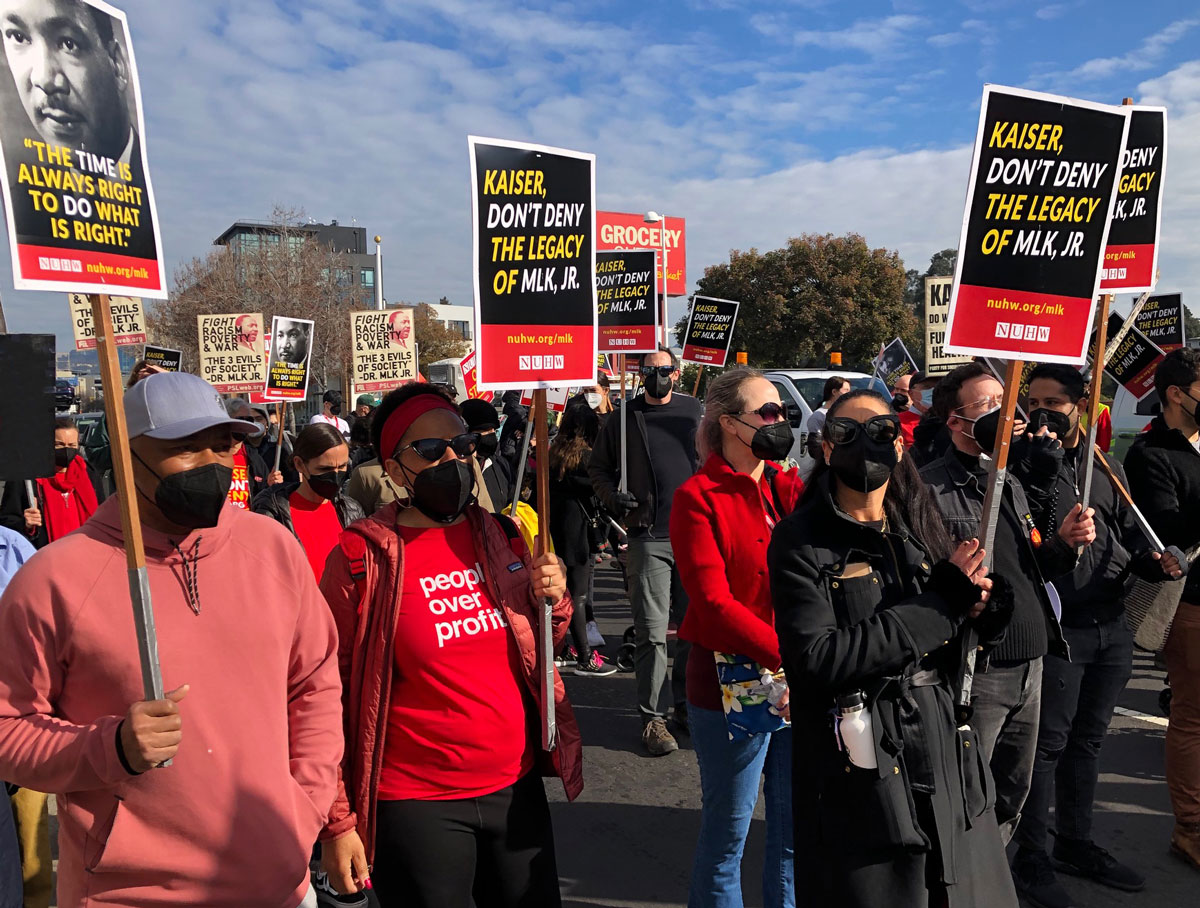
[714,652,788,741]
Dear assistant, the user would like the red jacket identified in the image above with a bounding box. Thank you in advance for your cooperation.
[673,455,804,672]
[318,503,583,860]
[898,409,921,448]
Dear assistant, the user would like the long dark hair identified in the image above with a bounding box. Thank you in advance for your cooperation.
[803,389,953,560]
[550,398,599,478]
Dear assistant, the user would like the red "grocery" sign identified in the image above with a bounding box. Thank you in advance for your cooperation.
[597,211,686,296]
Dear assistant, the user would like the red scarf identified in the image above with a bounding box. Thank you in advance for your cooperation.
[38,456,98,542]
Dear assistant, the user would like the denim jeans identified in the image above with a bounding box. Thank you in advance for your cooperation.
[0,791,21,908]
[970,657,1043,845]
[1016,618,1132,852]
[688,704,795,908]
[629,537,689,720]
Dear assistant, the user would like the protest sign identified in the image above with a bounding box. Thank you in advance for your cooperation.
[1094,312,1162,400]
[681,295,740,367]
[597,210,687,296]
[142,344,180,372]
[350,308,416,392]
[264,316,314,400]
[0,334,54,479]
[945,85,1130,364]
[460,351,480,399]
[69,292,143,350]
[0,0,165,298]
[1099,107,1166,294]
[197,313,267,393]
[469,136,596,391]
[874,338,919,389]
[924,276,972,375]
[1135,292,1185,352]
[520,387,570,412]
[596,249,658,353]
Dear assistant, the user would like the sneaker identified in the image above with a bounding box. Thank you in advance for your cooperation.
[574,651,617,676]
[1011,848,1075,908]
[641,717,679,756]
[554,645,578,667]
[586,620,606,648]
[1052,835,1145,892]
[312,869,369,907]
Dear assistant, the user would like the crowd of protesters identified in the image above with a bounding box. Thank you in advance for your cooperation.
[0,344,1197,908]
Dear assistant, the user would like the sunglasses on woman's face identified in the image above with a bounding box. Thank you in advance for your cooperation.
[825,414,901,446]
[641,365,674,378]
[398,432,479,462]
[739,402,786,422]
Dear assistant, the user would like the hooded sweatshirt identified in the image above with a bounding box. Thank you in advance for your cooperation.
[0,498,343,908]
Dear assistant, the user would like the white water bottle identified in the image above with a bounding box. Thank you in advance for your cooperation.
[837,691,877,770]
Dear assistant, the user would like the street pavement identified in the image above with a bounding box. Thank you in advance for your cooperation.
[42,555,1198,906]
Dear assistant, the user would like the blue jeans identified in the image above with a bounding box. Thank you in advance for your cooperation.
[688,704,795,908]
[0,790,21,908]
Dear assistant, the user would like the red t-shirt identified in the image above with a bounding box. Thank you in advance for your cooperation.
[288,491,343,582]
[378,520,533,801]
[227,448,251,509]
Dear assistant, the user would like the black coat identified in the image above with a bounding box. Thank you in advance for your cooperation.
[1124,415,1200,603]
[479,455,514,514]
[768,476,1017,908]
[250,482,365,540]
[546,454,598,567]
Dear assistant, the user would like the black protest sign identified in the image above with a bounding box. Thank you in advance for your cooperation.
[0,334,55,479]
[596,250,658,353]
[946,85,1130,364]
[874,338,918,389]
[1135,293,1185,352]
[1100,107,1166,293]
[1094,312,1162,400]
[0,0,166,298]
[142,344,181,372]
[469,137,596,391]
[681,296,740,367]
[264,316,314,400]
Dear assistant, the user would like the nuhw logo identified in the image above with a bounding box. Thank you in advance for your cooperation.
[519,355,565,371]
[995,323,1050,343]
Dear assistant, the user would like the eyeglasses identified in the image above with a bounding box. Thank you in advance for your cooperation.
[641,365,674,378]
[738,402,786,422]
[825,414,901,446]
[954,395,1003,413]
[397,432,479,462]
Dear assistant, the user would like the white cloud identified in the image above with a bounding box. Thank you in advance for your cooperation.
[1031,17,1200,91]
[790,15,927,55]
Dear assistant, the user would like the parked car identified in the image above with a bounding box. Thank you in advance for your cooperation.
[763,369,890,477]
[55,379,77,413]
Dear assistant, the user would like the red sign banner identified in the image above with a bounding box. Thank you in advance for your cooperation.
[597,211,686,296]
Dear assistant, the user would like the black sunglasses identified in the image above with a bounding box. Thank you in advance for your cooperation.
[641,365,674,377]
[825,414,900,446]
[397,433,479,462]
[739,402,786,422]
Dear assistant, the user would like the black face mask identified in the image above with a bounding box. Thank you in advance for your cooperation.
[329,404,342,416]
[735,418,793,462]
[308,469,349,501]
[891,394,909,412]
[405,459,475,524]
[1030,407,1074,440]
[962,406,1001,454]
[828,435,898,494]
[135,453,233,530]
[475,433,499,458]
[644,372,674,399]
[54,446,78,469]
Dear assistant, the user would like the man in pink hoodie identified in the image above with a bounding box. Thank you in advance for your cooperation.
[0,372,343,908]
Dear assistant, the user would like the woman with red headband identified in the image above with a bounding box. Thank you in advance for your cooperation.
[317,383,582,908]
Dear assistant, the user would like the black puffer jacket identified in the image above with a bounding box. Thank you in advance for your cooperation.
[768,474,1017,908]
[1124,416,1200,603]
[250,482,365,540]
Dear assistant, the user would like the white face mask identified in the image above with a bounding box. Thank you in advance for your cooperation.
[585,392,602,409]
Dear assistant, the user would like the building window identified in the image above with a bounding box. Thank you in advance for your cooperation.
[449,319,470,340]
[360,268,375,288]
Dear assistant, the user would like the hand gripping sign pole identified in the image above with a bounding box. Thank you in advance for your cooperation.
[89,294,169,750]
[957,358,1024,721]
[532,390,557,751]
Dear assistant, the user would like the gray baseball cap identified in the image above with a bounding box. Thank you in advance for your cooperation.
[125,372,260,440]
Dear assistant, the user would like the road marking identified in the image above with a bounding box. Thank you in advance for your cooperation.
[1114,705,1169,728]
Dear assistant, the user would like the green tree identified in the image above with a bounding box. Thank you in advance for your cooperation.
[1186,305,1200,344]
[690,233,917,369]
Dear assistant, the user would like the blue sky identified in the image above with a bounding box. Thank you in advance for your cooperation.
[4,0,1200,346]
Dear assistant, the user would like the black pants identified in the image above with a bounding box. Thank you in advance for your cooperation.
[566,562,593,662]
[372,773,561,908]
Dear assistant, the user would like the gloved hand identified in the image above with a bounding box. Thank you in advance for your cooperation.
[613,491,638,515]
[1015,431,1064,480]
